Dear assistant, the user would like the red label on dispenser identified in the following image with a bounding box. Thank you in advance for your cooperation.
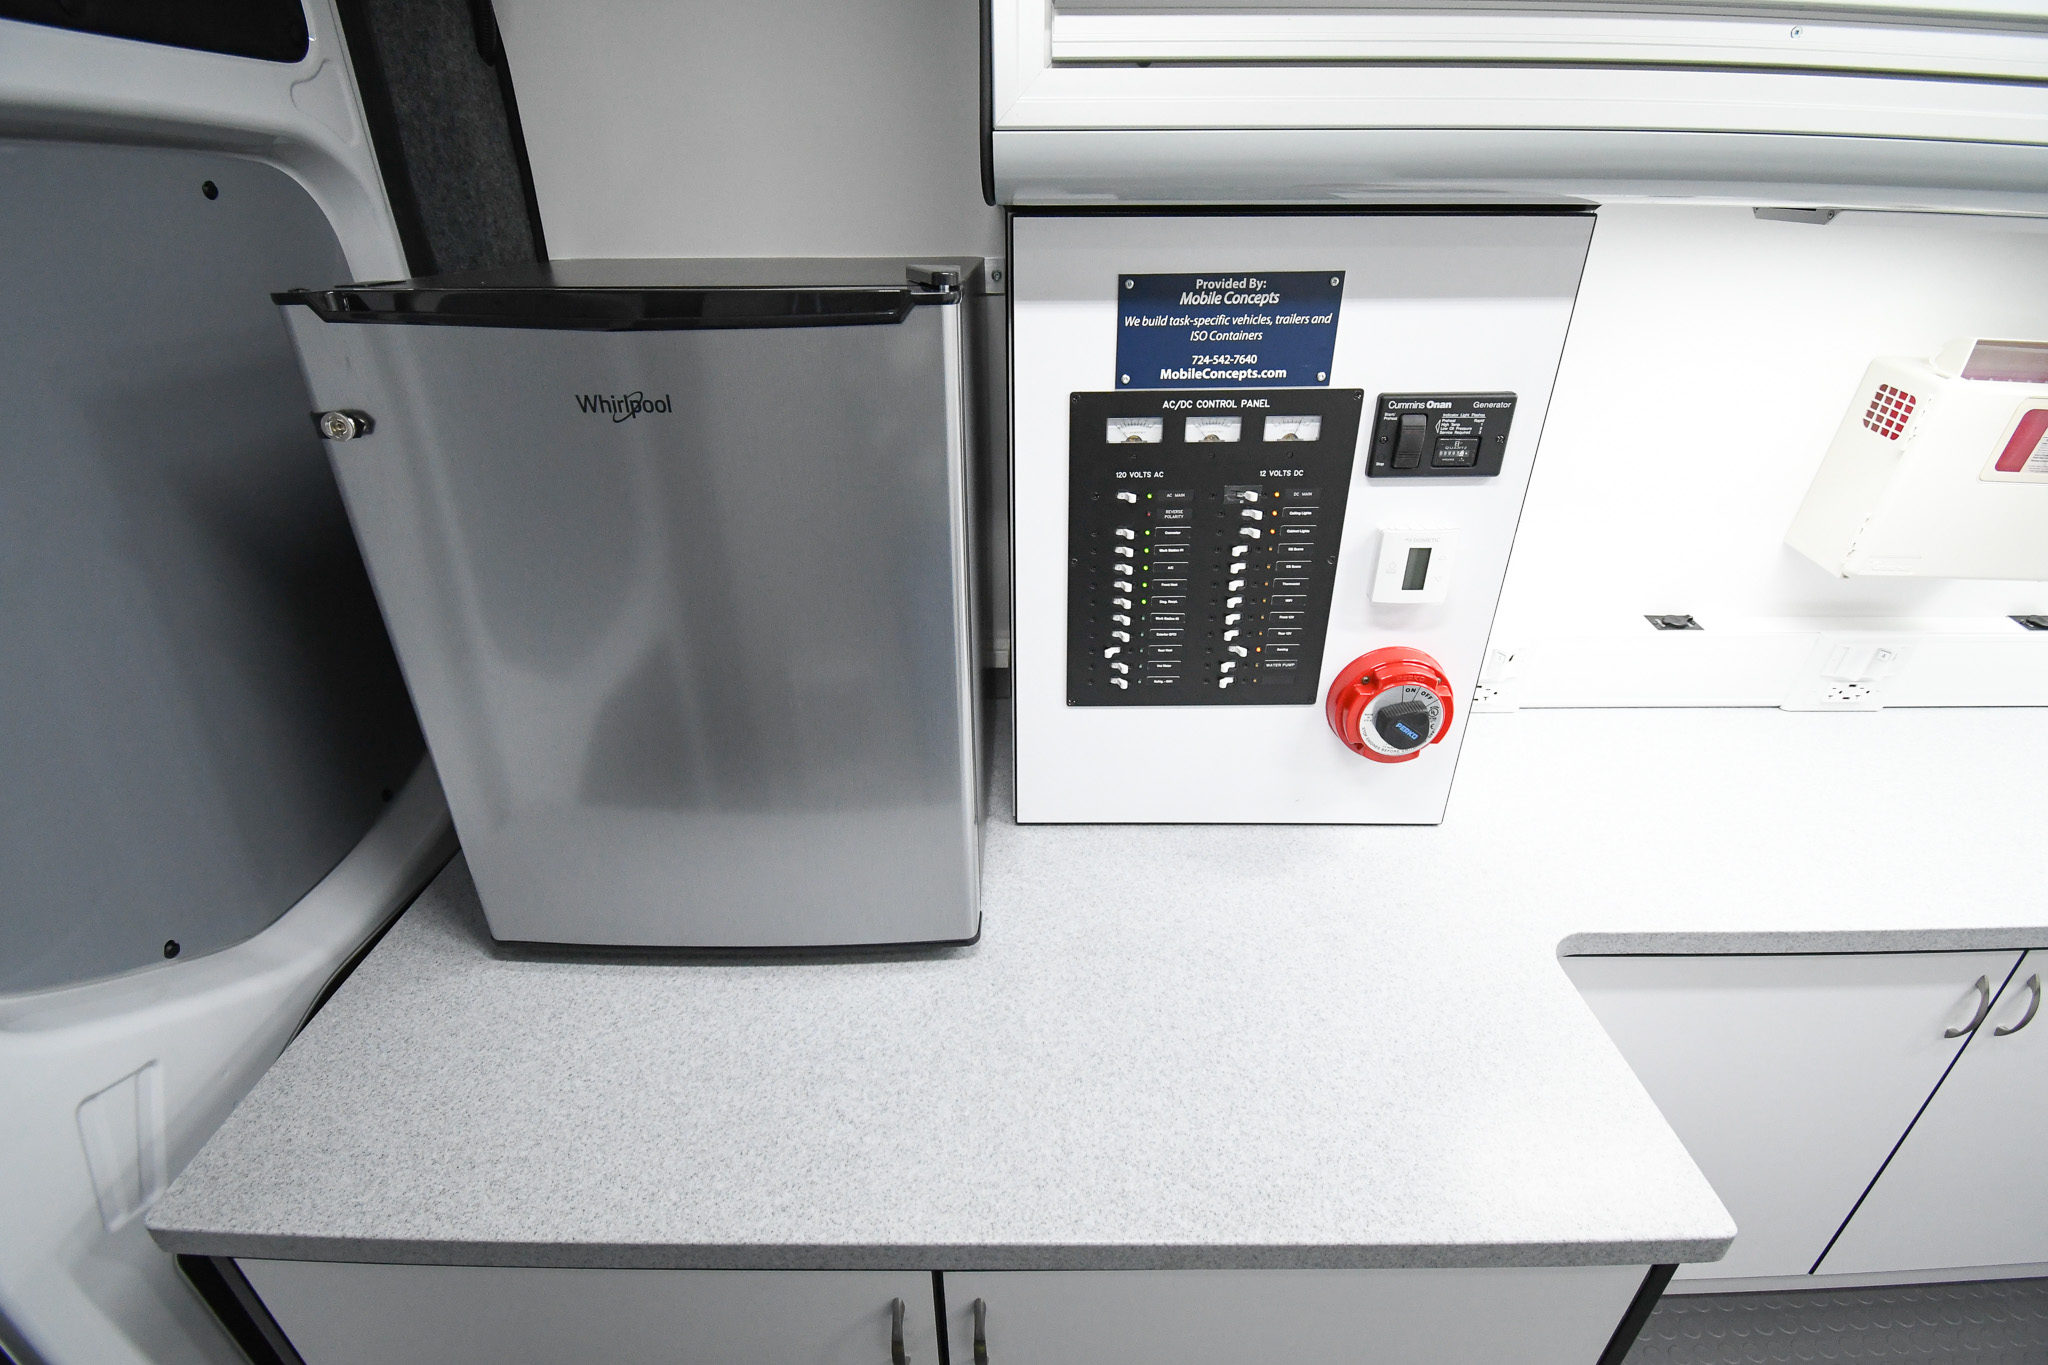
[1995,408,2048,474]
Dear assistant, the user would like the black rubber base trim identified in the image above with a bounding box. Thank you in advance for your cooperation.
[1599,1264,1679,1365]
[178,1255,303,1365]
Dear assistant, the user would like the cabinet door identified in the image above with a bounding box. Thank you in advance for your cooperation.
[239,1261,939,1365]
[1821,951,2046,1274]
[940,1267,1644,1365]
[1562,951,2021,1281]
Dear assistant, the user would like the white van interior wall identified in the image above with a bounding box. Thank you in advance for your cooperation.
[1491,204,2048,708]
[490,0,1014,665]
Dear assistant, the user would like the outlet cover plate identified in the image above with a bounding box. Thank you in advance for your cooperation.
[1781,633,1914,711]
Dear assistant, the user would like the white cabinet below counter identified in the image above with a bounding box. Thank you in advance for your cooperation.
[1821,951,2048,1276]
[939,1268,1648,1365]
[236,1262,940,1365]
[1564,948,2041,1285]
[229,1261,1655,1365]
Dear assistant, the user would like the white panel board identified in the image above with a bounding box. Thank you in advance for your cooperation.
[1491,204,2048,709]
[1010,211,1590,823]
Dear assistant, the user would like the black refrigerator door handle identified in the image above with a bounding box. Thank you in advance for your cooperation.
[276,284,935,330]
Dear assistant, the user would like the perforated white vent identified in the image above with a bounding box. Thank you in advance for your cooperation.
[1862,383,1916,440]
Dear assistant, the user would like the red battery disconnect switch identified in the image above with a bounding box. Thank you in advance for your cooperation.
[1325,646,1456,763]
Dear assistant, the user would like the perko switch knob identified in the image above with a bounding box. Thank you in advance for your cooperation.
[1324,646,1455,763]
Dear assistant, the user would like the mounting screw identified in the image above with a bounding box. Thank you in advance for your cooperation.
[163,940,181,959]
[1646,614,1702,631]
[315,410,374,441]
[201,181,218,199]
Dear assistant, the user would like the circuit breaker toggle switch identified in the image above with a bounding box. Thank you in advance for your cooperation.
[1325,647,1456,763]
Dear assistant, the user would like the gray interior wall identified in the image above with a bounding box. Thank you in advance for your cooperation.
[490,0,1013,664]
[0,140,423,993]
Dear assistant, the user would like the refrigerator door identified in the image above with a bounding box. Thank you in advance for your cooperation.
[280,280,980,948]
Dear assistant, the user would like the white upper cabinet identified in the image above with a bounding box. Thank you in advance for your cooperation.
[990,0,2048,209]
[1046,2,2048,80]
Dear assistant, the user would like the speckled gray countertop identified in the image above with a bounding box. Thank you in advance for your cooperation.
[148,708,2048,1271]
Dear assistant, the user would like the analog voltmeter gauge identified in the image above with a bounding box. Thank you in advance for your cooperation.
[1185,415,1242,443]
[1105,416,1164,444]
[1264,415,1322,442]
[1325,647,1456,763]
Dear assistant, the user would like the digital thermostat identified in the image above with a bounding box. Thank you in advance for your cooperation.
[1372,529,1455,604]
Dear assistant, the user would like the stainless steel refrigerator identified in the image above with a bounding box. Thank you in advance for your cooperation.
[277,259,984,948]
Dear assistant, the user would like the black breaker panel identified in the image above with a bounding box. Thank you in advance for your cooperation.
[1067,389,1364,707]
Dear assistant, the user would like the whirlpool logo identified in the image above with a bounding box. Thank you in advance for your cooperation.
[575,391,673,423]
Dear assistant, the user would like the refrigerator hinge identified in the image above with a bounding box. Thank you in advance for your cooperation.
[906,264,963,303]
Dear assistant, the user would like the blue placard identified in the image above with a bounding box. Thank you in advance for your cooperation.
[1115,271,1344,390]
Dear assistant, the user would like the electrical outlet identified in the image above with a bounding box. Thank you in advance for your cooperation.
[1782,633,1911,711]
[1471,646,1519,712]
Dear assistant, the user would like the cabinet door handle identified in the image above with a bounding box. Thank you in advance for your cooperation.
[1946,976,1993,1038]
[1995,974,2041,1037]
[972,1297,989,1365]
[890,1297,907,1365]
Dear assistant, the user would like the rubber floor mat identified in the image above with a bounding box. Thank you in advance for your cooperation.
[1626,1278,2048,1363]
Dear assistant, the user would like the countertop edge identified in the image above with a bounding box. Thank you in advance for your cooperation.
[1558,927,2048,957]
[146,1227,1733,1273]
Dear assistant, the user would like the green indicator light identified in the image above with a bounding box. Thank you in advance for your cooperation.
[1147,493,1154,499]
[1141,598,1148,604]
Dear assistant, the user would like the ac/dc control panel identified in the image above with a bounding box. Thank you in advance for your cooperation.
[1067,388,1364,706]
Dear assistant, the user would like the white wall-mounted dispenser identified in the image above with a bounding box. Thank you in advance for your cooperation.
[1786,338,2048,581]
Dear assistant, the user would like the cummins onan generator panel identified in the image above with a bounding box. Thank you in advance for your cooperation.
[1012,212,1593,823]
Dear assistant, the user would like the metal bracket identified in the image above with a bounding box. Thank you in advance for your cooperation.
[1645,614,1702,631]
[907,265,963,302]
[1754,207,1840,225]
